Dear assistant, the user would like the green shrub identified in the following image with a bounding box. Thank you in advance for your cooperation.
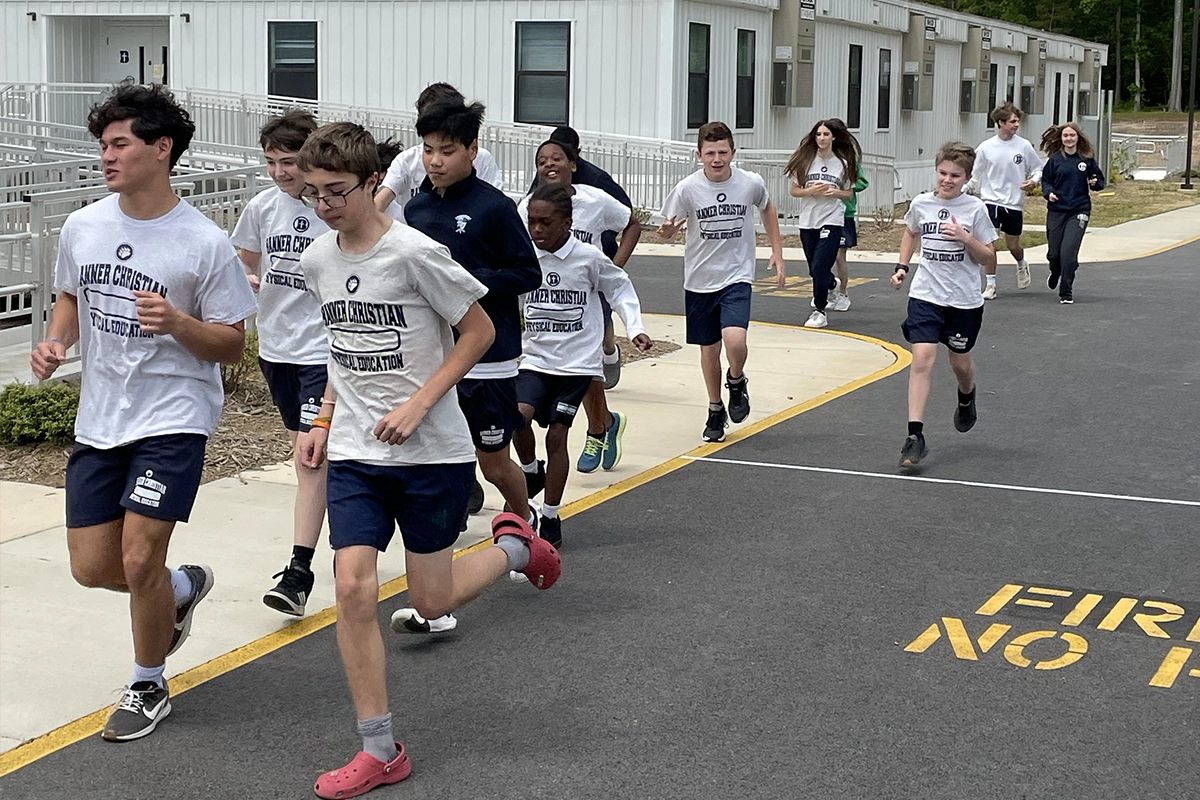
[221,329,260,396]
[0,381,79,445]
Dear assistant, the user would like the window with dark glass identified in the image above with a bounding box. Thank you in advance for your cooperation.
[877,48,891,129]
[268,22,317,100]
[847,44,863,129]
[987,62,998,128]
[688,23,710,129]
[736,30,756,129]
[515,22,571,125]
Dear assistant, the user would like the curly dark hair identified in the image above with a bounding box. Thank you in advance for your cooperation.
[86,81,195,168]
[529,183,573,220]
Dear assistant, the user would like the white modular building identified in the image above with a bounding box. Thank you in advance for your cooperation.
[0,0,1107,198]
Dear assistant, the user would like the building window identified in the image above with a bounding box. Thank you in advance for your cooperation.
[268,22,317,100]
[687,23,710,129]
[1006,65,1016,102]
[877,49,891,129]
[847,44,863,129]
[987,62,998,128]
[736,30,756,129]
[1067,72,1075,121]
[515,22,571,125]
[1053,72,1062,125]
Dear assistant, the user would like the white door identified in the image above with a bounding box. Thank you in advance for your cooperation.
[96,22,170,85]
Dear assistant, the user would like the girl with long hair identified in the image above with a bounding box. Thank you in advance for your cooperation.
[786,120,859,327]
[1039,122,1106,304]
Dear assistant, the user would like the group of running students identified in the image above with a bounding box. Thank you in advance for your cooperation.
[28,80,1105,798]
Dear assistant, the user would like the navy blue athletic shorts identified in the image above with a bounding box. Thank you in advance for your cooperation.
[456,376,524,452]
[516,370,594,428]
[684,282,752,346]
[65,433,207,527]
[259,359,327,432]
[839,217,858,249]
[326,460,474,554]
[902,297,985,353]
[985,204,1024,236]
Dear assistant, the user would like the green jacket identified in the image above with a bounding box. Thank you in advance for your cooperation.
[843,165,870,218]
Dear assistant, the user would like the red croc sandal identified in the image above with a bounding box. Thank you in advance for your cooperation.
[314,743,411,799]
[492,511,561,590]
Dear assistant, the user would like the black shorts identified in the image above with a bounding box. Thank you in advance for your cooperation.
[456,376,524,452]
[326,460,474,554]
[65,433,207,527]
[839,217,858,249]
[684,282,752,346]
[516,370,594,428]
[985,204,1024,236]
[902,297,985,353]
[259,359,328,432]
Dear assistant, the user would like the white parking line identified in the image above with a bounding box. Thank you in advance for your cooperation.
[682,455,1200,509]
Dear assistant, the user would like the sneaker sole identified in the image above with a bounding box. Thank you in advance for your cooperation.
[263,591,306,617]
[702,432,726,443]
[168,565,214,657]
[101,700,172,742]
[954,414,977,433]
[601,413,626,471]
[899,449,930,471]
[390,610,457,634]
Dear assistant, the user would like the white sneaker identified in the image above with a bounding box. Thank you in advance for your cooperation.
[981,284,998,300]
[1016,261,1031,289]
[804,310,828,329]
[830,293,851,312]
[810,279,841,308]
[390,608,458,634]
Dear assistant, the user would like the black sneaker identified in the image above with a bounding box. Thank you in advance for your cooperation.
[102,681,171,742]
[263,562,315,617]
[467,478,485,515]
[1047,271,1060,290]
[899,434,929,470]
[726,373,750,423]
[539,515,562,549]
[1060,295,1074,304]
[525,460,546,499]
[168,564,214,657]
[954,394,977,433]
[703,405,728,443]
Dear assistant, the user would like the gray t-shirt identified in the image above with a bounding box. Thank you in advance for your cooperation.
[54,194,258,448]
[659,167,769,293]
[905,191,998,309]
[300,222,487,466]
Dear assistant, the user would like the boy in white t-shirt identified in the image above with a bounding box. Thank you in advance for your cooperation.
[294,122,560,800]
[231,109,331,617]
[966,102,1042,298]
[30,83,258,742]
[657,122,785,443]
[892,142,998,470]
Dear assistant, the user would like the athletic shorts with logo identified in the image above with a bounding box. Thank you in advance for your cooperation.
[985,204,1024,236]
[65,433,207,527]
[326,460,474,554]
[839,216,858,249]
[456,376,524,452]
[901,297,984,353]
[259,359,328,433]
[684,282,752,346]
[516,371,594,428]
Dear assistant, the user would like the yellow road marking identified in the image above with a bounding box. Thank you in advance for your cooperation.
[1133,232,1200,259]
[0,325,910,777]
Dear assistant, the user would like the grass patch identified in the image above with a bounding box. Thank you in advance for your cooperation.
[1020,180,1200,229]
[1113,110,1192,122]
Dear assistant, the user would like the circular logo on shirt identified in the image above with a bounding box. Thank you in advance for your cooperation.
[1014,154,1024,165]
[145,470,154,478]
[547,272,561,287]
[821,165,829,172]
[938,208,950,220]
[293,216,310,233]
[116,243,133,261]
[346,275,360,294]
[1077,161,1087,172]
[716,193,727,203]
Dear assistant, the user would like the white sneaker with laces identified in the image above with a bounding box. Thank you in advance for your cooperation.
[391,608,458,634]
[804,310,828,329]
[830,293,851,312]
[981,284,998,300]
[1016,261,1031,289]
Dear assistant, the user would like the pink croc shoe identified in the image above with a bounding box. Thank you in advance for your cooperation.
[492,512,561,590]
[314,743,411,799]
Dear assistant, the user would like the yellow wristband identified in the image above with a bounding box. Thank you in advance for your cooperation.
[311,416,332,430]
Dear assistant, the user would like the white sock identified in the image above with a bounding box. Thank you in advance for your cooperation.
[169,567,192,606]
[602,348,620,364]
[132,662,166,688]
[985,275,997,287]
[520,460,539,474]
[542,503,561,519]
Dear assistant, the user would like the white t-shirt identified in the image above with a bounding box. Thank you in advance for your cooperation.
[299,222,487,466]
[517,184,632,250]
[965,135,1043,210]
[230,187,329,364]
[521,236,646,377]
[793,154,847,230]
[54,194,258,449]
[659,167,770,293]
[381,144,504,206]
[905,191,998,309]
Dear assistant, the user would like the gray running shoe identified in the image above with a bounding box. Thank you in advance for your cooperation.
[703,405,728,443]
[102,681,171,742]
[899,435,929,470]
[168,564,214,657]
[603,352,622,389]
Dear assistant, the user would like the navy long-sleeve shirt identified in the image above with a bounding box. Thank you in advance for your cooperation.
[1041,151,1106,214]
[528,157,632,259]
[405,170,542,365]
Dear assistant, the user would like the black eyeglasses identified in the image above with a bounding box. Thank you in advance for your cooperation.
[300,180,365,209]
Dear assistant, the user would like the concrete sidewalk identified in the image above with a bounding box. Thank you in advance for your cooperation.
[0,313,900,754]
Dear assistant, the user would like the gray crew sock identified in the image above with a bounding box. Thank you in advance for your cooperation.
[357,712,399,763]
[496,536,531,572]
